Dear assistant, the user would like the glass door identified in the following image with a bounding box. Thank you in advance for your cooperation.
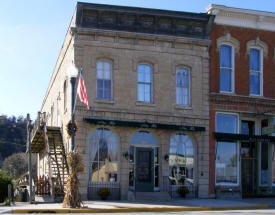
[135,147,154,192]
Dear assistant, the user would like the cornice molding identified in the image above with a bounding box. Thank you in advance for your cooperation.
[207,4,275,32]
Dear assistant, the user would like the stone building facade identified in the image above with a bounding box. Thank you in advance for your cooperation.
[36,2,213,200]
[207,5,275,198]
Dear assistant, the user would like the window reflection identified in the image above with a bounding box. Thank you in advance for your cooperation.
[169,134,194,186]
[89,128,118,182]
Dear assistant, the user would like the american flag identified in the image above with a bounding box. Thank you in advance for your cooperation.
[77,72,89,109]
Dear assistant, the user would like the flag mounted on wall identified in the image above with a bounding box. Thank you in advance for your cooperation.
[77,72,89,109]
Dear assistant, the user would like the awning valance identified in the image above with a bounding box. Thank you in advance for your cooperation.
[84,118,205,132]
[214,132,275,143]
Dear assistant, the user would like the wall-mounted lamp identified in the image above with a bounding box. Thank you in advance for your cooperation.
[164,154,169,161]
[123,152,129,160]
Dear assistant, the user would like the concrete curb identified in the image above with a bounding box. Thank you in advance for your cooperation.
[11,205,269,213]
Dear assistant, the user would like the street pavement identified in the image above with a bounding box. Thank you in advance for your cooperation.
[0,198,274,214]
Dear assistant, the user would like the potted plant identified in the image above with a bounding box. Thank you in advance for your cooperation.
[98,188,111,200]
[177,186,189,198]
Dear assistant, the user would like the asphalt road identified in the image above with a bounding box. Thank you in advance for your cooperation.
[0,209,271,215]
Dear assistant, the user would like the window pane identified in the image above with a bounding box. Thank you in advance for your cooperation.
[220,68,232,92]
[216,141,238,184]
[220,45,232,68]
[104,70,111,80]
[144,84,151,102]
[97,80,104,99]
[250,73,260,95]
[176,87,182,104]
[183,70,189,87]
[96,62,103,71]
[145,68,151,83]
[138,84,144,101]
[216,113,238,133]
[250,48,260,71]
[261,143,268,185]
[97,69,104,79]
[91,162,99,182]
[138,70,144,82]
[99,138,108,161]
[104,80,111,99]
[176,72,183,86]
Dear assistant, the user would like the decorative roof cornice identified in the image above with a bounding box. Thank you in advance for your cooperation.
[206,4,275,32]
[75,2,214,39]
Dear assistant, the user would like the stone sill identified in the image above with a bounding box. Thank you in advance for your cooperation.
[135,101,156,107]
[173,104,192,110]
[94,99,115,105]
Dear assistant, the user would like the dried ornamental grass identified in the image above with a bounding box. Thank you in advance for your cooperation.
[62,151,84,208]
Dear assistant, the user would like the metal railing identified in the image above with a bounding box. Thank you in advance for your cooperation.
[30,112,47,142]
[87,181,120,200]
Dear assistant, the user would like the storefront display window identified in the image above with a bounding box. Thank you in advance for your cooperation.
[216,141,238,184]
[169,134,194,186]
[89,128,118,182]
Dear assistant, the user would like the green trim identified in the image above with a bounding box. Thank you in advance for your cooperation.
[84,118,205,132]
[214,132,275,142]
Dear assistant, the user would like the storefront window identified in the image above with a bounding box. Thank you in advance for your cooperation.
[89,128,118,182]
[260,143,268,186]
[216,113,238,133]
[216,141,238,185]
[169,134,194,186]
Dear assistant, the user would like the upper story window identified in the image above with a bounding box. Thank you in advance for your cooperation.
[63,81,67,111]
[216,113,238,134]
[137,64,152,103]
[176,67,190,106]
[220,45,234,93]
[96,60,112,100]
[249,48,263,96]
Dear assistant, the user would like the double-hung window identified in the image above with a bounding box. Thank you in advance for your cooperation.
[176,67,190,106]
[215,113,239,185]
[249,48,263,96]
[137,64,152,103]
[96,60,112,100]
[220,45,234,93]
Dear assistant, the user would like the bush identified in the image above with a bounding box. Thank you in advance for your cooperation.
[0,170,13,203]
[177,186,189,198]
[98,188,111,200]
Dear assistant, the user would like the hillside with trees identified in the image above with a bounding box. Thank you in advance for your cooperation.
[0,115,27,167]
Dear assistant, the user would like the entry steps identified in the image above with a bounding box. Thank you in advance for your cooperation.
[135,192,171,201]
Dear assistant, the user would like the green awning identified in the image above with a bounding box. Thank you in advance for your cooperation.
[84,118,205,132]
[214,132,275,143]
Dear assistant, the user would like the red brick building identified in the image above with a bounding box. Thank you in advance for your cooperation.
[207,5,275,198]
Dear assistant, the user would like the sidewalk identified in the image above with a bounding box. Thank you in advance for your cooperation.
[0,198,272,213]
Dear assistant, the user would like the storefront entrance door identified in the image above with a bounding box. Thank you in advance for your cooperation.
[135,147,154,192]
[241,142,257,197]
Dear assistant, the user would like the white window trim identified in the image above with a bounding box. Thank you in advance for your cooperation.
[249,47,263,97]
[96,60,113,101]
[215,112,240,186]
[176,66,191,106]
[137,63,153,103]
[219,43,235,94]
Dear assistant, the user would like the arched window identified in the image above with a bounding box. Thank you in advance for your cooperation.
[169,134,194,185]
[89,128,118,182]
[96,60,112,100]
[176,67,190,106]
[137,64,152,103]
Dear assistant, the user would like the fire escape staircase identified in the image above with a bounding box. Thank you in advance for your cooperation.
[30,112,69,200]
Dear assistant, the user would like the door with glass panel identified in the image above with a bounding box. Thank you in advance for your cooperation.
[241,120,256,197]
[135,147,154,192]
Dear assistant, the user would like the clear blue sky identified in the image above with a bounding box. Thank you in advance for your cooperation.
[0,0,274,120]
